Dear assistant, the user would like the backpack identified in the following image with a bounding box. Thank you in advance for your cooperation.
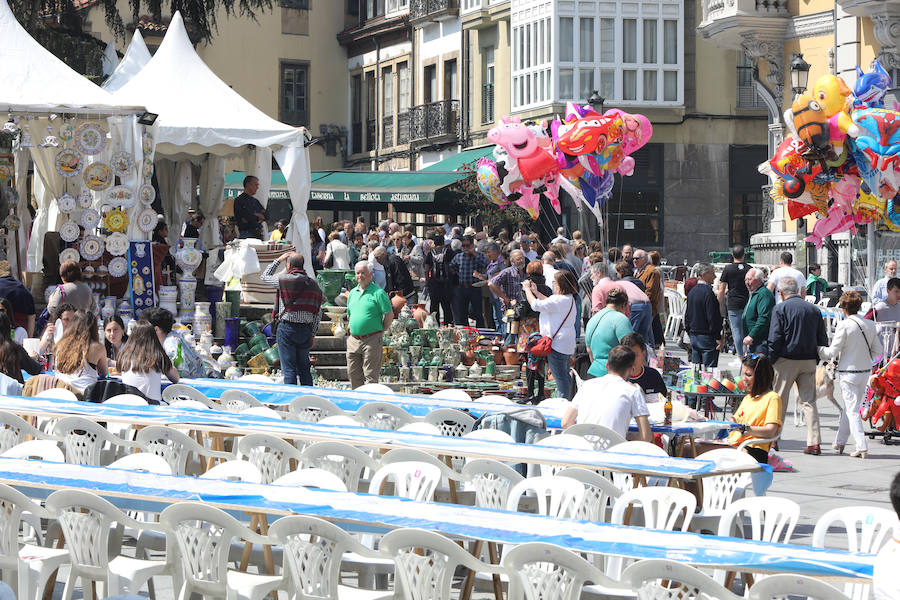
[431,248,450,283]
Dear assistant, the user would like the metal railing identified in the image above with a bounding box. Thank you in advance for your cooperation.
[409,100,460,142]
[382,115,394,149]
[410,0,458,22]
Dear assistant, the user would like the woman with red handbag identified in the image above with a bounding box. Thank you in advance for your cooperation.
[523,270,579,400]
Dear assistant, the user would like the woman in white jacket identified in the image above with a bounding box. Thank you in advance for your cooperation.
[819,290,882,458]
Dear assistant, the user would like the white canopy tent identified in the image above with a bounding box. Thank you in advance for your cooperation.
[0,0,144,276]
[113,12,312,274]
[101,30,151,93]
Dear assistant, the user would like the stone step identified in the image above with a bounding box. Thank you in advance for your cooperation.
[313,336,346,351]
[315,365,347,381]
[311,351,347,366]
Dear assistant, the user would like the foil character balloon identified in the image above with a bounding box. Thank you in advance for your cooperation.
[805,205,857,248]
[854,61,892,108]
[849,107,900,198]
[475,157,508,207]
[788,93,831,155]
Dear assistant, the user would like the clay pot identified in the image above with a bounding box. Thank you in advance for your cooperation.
[491,346,505,365]
[503,349,520,365]
[463,349,476,366]
[411,303,428,327]
[390,292,407,317]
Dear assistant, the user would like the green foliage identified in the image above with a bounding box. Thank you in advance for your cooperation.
[450,160,531,229]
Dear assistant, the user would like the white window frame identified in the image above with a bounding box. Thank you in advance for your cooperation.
[511,0,684,110]
[386,0,409,17]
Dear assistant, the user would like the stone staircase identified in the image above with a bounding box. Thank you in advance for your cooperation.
[312,310,348,382]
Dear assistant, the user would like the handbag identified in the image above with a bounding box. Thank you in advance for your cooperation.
[529,299,574,358]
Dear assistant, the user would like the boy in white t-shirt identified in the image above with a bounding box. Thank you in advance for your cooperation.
[562,345,653,442]
[874,471,900,600]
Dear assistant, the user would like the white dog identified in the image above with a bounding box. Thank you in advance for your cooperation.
[795,363,842,426]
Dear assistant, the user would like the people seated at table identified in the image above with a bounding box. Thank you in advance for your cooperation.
[0,312,39,384]
[874,471,900,600]
[53,310,107,393]
[562,344,653,442]
[103,315,128,367]
[585,288,633,378]
[696,354,782,464]
[118,322,179,402]
[0,298,26,345]
[38,303,77,360]
[46,260,99,317]
[142,307,207,379]
[621,332,666,403]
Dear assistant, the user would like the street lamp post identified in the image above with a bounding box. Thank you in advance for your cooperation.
[581,91,606,245]
[789,54,812,272]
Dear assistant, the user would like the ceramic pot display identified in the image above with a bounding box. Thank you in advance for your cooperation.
[158,286,178,317]
[101,297,116,321]
[193,302,212,335]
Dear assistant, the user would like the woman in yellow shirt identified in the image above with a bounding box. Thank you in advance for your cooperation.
[727,354,783,463]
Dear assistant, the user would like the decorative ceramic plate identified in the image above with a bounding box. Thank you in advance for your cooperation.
[83,162,112,191]
[59,248,80,264]
[136,207,157,232]
[58,123,74,142]
[142,133,153,155]
[80,235,104,261]
[108,257,127,278]
[80,208,101,230]
[3,215,20,231]
[138,183,155,205]
[106,185,135,208]
[55,149,81,178]
[78,189,92,209]
[111,151,134,178]
[0,164,12,183]
[74,122,107,155]
[59,220,80,243]
[102,208,129,233]
[142,162,154,180]
[105,232,128,256]
[57,193,76,214]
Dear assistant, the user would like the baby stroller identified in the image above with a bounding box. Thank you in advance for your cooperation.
[866,358,900,444]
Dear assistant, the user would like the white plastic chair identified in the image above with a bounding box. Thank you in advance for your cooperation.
[200,460,263,483]
[0,439,64,462]
[236,433,304,484]
[0,483,67,600]
[379,448,467,488]
[431,389,473,401]
[478,394,516,405]
[813,506,900,600]
[607,441,669,491]
[34,388,78,401]
[564,423,626,452]
[45,489,169,600]
[506,476,586,519]
[608,488,697,579]
[690,448,756,535]
[623,558,742,600]
[356,383,395,395]
[424,408,477,436]
[135,425,232,476]
[319,414,364,427]
[267,515,392,600]
[218,389,264,412]
[463,429,516,444]
[557,468,621,523]
[104,394,148,406]
[272,468,348,492]
[108,453,173,475]
[355,402,416,430]
[368,461,442,501]
[300,441,379,493]
[53,416,140,466]
[461,459,524,510]
[160,502,282,600]
[538,397,571,409]
[534,434,593,476]
[397,422,442,435]
[238,374,274,383]
[288,395,346,423]
[161,383,217,408]
[0,411,54,454]
[165,399,212,411]
[747,574,851,600]
[240,405,283,420]
[379,528,505,600]
[503,542,632,600]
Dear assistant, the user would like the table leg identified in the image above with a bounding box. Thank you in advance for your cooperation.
[258,514,274,576]
[240,514,259,572]
[460,539,483,600]
[488,541,503,600]
[688,436,697,458]
[206,432,227,472]
[442,455,458,504]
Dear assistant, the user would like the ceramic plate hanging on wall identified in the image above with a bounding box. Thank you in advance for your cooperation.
[108,257,128,278]
[57,193,76,214]
[111,151,134,178]
[142,133,153,156]
[78,189,92,209]
[138,183,155,205]
[106,185,135,209]
[58,123,74,142]
[59,220,80,243]
[142,162,153,180]
[80,235,104,261]
[80,208,101,230]
[59,248,80,264]
[105,232,129,256]
[102,208,129,233]
[74,122,107,155]
[55,149,81,178]
[136,207,157,232]
[83,162,112,191]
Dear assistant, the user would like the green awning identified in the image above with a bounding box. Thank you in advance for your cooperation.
[309,170,469,204]
[420,146,493,172]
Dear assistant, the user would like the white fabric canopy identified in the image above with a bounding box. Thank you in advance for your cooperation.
[0,0,129,110]
[102,30,151,93]
[113,11,312,274]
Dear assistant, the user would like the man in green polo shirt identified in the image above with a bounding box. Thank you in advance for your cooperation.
[346,261,394,389]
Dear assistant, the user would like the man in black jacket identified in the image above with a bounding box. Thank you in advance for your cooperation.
[684,263,722,367]
[767,276,828,455]
[373,246,415,305]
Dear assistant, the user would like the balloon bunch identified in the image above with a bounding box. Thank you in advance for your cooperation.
[476,105,653,220]
[761,60,900,246]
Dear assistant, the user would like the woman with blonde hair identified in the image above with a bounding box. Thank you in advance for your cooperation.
[54,311,107,392]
